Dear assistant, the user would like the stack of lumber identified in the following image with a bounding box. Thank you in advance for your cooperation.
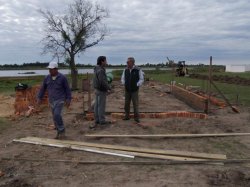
[13,137,227,161]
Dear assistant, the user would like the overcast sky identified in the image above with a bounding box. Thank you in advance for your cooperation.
[0,0,250,66]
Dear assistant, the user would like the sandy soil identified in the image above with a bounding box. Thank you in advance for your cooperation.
[0,95,15,117]
[0,80,250,187]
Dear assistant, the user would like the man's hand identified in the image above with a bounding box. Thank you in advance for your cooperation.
[107,90,113,95]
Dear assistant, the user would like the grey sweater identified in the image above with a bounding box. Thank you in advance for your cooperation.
[93,66,111,92]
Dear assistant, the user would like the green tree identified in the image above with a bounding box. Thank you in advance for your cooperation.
[40,0,109,89]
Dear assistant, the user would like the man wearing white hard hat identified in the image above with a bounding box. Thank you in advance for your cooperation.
[47,61,58,69]
[37,61,72,139]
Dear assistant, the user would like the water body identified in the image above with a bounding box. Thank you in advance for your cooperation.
[0,68,122,77]
[0,67,158,77]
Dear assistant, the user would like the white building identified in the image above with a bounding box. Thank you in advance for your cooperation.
[226,64,250,72]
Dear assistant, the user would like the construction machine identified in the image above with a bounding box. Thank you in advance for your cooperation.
[176,61,188,76]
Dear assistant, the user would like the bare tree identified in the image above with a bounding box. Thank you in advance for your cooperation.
[40,0,109,90]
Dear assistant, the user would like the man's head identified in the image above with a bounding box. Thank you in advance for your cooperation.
[97,56,107,67]
[47,61,58,76]
[127,57,135,69]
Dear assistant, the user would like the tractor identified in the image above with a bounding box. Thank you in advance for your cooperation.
[176,61,188,77]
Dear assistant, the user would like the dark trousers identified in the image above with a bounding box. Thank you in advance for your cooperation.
[124,90,139,120]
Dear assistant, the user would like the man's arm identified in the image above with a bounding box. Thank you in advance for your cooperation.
[121,69,125,85]
[137,69,144,87]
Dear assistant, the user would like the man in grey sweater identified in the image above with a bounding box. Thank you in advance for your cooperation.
[90,56,111,129]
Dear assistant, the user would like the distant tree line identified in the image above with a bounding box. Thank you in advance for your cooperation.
[0,61,99,69]
[0,61,225,71]
[0,62,67,69]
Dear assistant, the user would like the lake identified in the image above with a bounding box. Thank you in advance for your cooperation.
[0,68,122,77]
[0,67,159,77]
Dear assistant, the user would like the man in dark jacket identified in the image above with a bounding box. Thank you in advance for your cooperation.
[90,56,111,129]
[37,61,72,139]
[121,57,144,123]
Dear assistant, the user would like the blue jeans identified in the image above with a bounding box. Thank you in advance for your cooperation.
[94,90,107,124]
[50,100,65,133]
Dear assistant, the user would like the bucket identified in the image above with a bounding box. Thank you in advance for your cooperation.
[106,72,113,84]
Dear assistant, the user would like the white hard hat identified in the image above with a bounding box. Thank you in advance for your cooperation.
[47,61,58,69]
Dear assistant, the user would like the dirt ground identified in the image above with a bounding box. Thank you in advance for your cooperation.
[0,80,250,187]
[0,95,15,117]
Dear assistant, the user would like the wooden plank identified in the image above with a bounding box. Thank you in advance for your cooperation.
[13,138,134,159]
[14,137,227,160]
[13,138,206,161]
[3,157,250,165]
[20,137,227,160]
[84,133,250,138]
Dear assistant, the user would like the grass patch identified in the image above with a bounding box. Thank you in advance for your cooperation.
[144,69,250,106]
[197,71,250,79]
[1,69,250,106]
[0,74,89,94]
[0,76,44,95]
[112,70,123,79]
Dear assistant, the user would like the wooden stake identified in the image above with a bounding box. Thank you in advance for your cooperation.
[207,56,212,114]
[85,133,250,138]
[87,73,92,112]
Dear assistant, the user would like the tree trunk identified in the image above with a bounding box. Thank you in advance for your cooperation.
[70,55,78,90]
[71,68,78,90]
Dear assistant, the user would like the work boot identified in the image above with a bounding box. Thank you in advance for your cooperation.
[123,117,130,120]
[100,121,112,125]
[134,118,140,123]
[89,123,97,129]
[55,131,66,140]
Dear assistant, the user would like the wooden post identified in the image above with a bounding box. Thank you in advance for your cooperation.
[82,92,85,114]
[82,73,92,113]
[207,56,212,113]
[87,73,92,112]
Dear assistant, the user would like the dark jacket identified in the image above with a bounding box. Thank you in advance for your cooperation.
[125,67,140,92]
[93,66,111,92]
[37,72,72,103]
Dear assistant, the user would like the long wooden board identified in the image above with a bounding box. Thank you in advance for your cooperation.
[13,138,206,161]
[3,157,250,165]
[13,137,227,160]
[13,138,135,158]
[84,133,250,138]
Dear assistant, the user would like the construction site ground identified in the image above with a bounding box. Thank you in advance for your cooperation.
[1,80,250,187]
